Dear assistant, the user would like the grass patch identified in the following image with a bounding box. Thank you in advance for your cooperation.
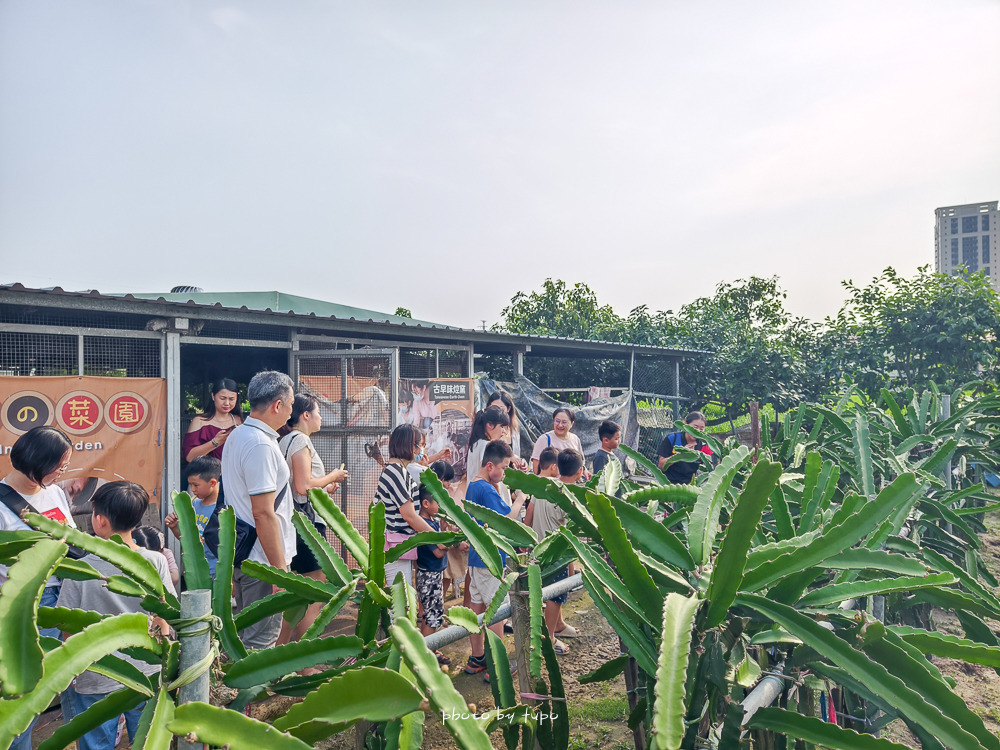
[567,695,630,722]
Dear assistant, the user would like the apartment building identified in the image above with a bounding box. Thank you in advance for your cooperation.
[934,201,998,289]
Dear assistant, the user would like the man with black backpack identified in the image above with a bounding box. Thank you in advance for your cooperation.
[221,370,296,650]
[657,411,714,485]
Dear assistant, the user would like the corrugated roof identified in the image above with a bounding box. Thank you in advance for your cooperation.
[0,283,705,357]
[128,291,449,328]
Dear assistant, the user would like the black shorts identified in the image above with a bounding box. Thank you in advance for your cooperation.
[290,521,326,574]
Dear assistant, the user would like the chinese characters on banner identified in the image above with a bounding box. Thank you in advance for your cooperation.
[397,379,474,479]
[0,377,166,513]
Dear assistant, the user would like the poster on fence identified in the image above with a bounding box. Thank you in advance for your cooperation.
[398,379,474,479]
[0,376,167,517]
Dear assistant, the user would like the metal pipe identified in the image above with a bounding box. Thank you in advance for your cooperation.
[424,572,582,652]
[740,610,846,725]
[741,662,785,724]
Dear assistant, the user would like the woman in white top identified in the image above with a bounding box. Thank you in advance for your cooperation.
[0,426,76,750]
[277,393,348,647]
[466,406,512,489]
[486,390,528,471]
[530,407,585,475]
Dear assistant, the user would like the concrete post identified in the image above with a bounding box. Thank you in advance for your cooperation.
[177,588,211,750]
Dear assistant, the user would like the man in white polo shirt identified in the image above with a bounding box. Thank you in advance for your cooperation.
[222,370,296,649]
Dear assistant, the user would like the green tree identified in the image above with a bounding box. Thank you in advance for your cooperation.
[826,266,1000,393]
[498,279,625,341]
[489,277,821,420]
[489,279,634,391]
[664,276,823,422]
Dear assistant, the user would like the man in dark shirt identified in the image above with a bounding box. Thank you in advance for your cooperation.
[657,411,713,484]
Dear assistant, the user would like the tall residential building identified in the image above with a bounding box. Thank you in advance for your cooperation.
[934,201,998,289]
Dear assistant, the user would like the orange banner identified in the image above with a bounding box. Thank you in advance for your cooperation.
[0,376,166,506]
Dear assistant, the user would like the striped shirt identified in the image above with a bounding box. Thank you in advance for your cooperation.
[375,462,418,536]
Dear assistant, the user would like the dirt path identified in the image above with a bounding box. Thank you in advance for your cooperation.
[885,510,1000,746]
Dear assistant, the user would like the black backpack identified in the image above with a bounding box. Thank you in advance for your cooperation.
[201,481,288,567]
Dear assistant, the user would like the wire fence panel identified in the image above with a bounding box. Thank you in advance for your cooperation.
[0,332,79,377]
[438,349,468,378]
[295,350,395,565]
[399,348,436,379]
[83,336,161,377]
[0,303,150,330]
[198,319,289,342]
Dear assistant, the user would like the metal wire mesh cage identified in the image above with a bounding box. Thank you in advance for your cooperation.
[0,332,79,377]
[0,332,161,378]
[295,350,394,564]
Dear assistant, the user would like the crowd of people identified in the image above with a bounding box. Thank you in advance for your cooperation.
[0,367,713,747]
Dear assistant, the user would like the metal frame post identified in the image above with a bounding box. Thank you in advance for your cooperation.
[390,349,399,429]
[673,359,682,420]
[467,343,475,377]
[628,350,635,391]
[288,331,299,374]
[164,331,181,511]
[77,334,85,376]
[515,350,524,377]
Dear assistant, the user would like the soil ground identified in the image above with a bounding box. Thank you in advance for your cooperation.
[883,509,1000,747]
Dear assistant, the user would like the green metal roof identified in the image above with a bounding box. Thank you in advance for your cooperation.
[129,291,452,328]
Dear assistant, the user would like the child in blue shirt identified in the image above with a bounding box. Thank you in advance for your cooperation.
[165,456,221,577]
[463,439,526,676]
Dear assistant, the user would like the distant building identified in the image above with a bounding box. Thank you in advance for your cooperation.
[934,201,998,289]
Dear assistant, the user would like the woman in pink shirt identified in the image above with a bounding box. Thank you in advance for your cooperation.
[183,378,243,462]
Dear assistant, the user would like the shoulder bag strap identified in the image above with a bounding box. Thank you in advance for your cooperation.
[274,481,289,511]
[1,483,87,559]
[0,483,31,516]
[244,422,292,512]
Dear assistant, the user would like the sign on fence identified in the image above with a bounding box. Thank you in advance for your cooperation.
[398,379,474,479]
[0,376,167,505]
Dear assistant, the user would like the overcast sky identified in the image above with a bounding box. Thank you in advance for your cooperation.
[1,1,998,330]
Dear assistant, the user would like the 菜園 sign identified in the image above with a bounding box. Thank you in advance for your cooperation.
[0,376,166,498]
